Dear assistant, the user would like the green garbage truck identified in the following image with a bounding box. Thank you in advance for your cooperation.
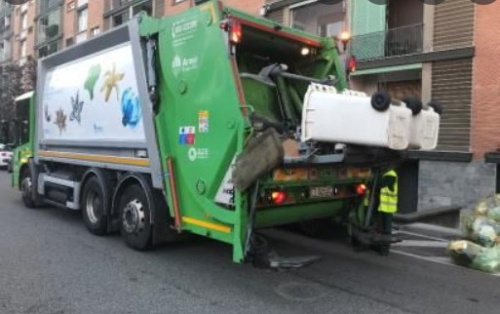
[11,0,440,265]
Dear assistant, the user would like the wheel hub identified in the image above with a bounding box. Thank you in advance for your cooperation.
[85,191,101,224]
[122,199,145,234]
[21,177,32,199]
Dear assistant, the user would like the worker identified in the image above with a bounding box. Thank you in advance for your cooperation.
[362,169,398,233]
[357,169,398,254]
[377,169,398,236]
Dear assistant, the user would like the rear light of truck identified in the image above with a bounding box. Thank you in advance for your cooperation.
[230,20,242,44]
[347,56,357,73]
[270,191,287,204]
[355,184,367,196]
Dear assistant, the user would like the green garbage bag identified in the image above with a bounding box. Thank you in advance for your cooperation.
[486,206,500,223]
[473,194,500,215]
[471,216,498,248]
[448,240,500,273]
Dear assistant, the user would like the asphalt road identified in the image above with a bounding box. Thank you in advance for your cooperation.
[0,171,498,314]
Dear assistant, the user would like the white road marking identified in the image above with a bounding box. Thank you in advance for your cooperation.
[393,240,448,248]
[398,230,449,242]
[391,249,455,266]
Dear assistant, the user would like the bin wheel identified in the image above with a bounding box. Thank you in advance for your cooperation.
[371,91,391,112]
[428,101,443,115]
[119,184,152,251]
[403,97,423,115]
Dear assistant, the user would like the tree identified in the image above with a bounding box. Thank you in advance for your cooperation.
[0,57,37,122]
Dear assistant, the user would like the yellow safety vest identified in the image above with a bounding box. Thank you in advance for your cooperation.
[379,170,398,213]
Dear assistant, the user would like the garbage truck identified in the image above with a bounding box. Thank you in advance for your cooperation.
[11,0,440,265]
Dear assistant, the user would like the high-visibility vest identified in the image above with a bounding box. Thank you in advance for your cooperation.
[379,170,398,213]
[362,170,398,213]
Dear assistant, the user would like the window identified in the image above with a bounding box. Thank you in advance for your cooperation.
[20,39,26,57]
[38,41,59,58]
[20,12,27,30]
[132,1,152,15]
[38,9,61,44]
[38,0,60,14]
[109,0,152,29]
[91,27,100,37]
[66,37,74,47]
[77,8,88,32]
[112,11,128,27]
[291,1,346,37]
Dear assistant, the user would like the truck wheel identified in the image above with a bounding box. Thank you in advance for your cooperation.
[403,97,423,115]
[119,184,152,250]
[21,168,39,208]
[371,91,391,112]
[82,176,108,235]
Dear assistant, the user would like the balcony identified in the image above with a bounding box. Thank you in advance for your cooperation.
[351,24,423,62]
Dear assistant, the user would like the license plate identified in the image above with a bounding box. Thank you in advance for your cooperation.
[310,186,334,198]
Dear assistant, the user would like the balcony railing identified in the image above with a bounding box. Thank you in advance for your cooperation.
[351,24,423,62]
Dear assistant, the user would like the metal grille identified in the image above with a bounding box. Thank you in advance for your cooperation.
[351,24,424,62]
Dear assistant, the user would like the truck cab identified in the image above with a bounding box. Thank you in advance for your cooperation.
[10,91,35,189]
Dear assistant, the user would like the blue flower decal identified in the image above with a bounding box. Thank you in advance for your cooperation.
[121,88,141,128]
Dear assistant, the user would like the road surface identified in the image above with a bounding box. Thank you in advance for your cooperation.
[0,171,498,314]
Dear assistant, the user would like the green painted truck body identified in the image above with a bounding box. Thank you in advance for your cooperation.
[12,1,382,263]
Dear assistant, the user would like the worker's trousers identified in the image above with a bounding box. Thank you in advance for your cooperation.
[378,212,393,235]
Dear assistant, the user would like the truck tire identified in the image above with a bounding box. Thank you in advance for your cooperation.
[371,91,391,112]
[20,168,40,208]
[403,97,423,116]
[82,176,108,235]
[119,184,152,250]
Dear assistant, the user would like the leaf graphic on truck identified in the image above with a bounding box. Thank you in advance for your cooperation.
[84,64,101,100]
[100,63,124,102]
[121,88,141,128]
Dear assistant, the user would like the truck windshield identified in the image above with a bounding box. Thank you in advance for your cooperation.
[14,99,30,146]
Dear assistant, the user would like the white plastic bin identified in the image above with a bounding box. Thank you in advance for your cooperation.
[301,84,412,150]
[409,107,440,150]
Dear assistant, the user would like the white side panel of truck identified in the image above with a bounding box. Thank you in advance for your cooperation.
[41,43,146,143]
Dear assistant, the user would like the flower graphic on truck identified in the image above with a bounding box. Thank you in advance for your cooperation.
[84,64,101,100]
[100,63,124,102]
[54,108,67,134]
[121,88,141,128]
